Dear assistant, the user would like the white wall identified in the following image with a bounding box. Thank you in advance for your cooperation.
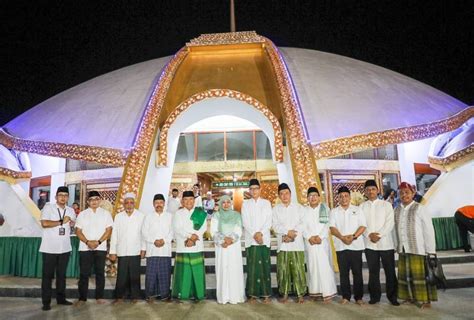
[424,161,474,217]
[28,153,66,195]
[139,97,294,213]
[397,137,435,185]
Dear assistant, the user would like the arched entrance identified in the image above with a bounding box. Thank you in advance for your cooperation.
[138,91,295,214]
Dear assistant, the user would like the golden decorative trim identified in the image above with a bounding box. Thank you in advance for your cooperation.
[428,144,474,171]
[263,39,321,203]
[312,107,474,159]
[187,31,265,47]
[113,48,189,213]
[0,167,32,180]
[0,129,128,166]
[157,89,284,166]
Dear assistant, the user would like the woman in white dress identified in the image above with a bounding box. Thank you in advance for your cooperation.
[211,195,246,304]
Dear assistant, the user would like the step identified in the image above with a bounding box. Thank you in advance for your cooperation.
[1,262,473,299]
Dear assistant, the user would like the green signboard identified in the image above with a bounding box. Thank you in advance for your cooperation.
[212,181,250,188]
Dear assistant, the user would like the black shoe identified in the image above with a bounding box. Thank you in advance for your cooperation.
[368,300,379,305]
[390,300,400,306]
[57,300,73,306]
[42,305,51,311]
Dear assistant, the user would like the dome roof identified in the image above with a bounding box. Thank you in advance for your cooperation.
[2,47,468,152]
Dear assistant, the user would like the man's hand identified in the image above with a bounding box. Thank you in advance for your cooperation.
[154,239,165,247]
[140,250,146,259]
[88,240,99,249]
[185,239,195,247]
[369,233,381,243]
[253,232,263,244]
[341,235,353,245]
[287,230,297,239]
[309,235,322,245]
[224,237,233,246]
[63,216,71,224]
[109,254,117,262]
[190,234,199,242]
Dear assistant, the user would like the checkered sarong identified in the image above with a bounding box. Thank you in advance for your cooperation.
[397,253,437,303]
[145,256,172,299]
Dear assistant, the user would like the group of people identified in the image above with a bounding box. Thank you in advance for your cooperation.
[39,177,439,311]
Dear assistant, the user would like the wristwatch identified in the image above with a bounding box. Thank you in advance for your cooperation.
[352,234,358,240]
[98,240,102,245]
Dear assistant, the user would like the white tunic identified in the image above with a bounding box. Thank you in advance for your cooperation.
[39,203,76,254]
[167,197,181,214]
[109,209,145,257]
[173,207,206,253]
[194,196,203,208]
[272,202,305,252]
[210,215,246,304]
[302,204,337,297]
[141,210,173,257]
[396,201,436,255]
[241,198,272,248]
[75,207,113,252]
[329,204,367,251]
[360,199,395,251]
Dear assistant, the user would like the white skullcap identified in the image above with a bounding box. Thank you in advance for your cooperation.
[124,192,136,200]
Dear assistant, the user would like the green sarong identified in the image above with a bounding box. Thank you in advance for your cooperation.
[398,253,438,303]
[276,251,307,297]
[172,252,206,300]
[245,245,272,298]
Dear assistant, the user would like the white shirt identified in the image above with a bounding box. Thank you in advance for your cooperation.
[173,207,207,253]
[167,197,181,214]
[360,199,395,251]
[142,210,173,257]
[329,204,367,251]
[39,203,76,254]
[110,209,145,257]
[194,196,203,208]
[75,207,113,251]
[272,202,305,252]
[241,197,273,248]
[302,204,330,241]
[396,201,436,255]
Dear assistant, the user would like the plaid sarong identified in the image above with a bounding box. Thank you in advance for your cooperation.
[245,245,272,298]
[398,253,438,303]
[145,256,172,299]
[172,252,206,300]
[276,251,307,297]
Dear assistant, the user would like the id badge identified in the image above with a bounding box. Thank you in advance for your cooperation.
[59,227,66,236]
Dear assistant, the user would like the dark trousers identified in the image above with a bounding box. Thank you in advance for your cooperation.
[41,252,70,306]
[365,249,398,302]
[115,256,141,299]
[336,250,364,301]
[455,211,474,250]
[145,256,172,299]
[78,250,107,301]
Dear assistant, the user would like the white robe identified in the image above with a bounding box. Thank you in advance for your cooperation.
[210,215,246,304]
[303,205,337,298]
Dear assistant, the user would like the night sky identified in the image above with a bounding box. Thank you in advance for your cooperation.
[1,0,473,126]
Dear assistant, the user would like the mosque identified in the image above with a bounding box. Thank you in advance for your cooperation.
[0,31,472,242]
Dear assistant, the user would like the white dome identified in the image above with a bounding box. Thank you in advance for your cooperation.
[3,47,468,151]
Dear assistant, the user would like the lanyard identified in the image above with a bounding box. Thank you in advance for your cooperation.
[57,208,66,221]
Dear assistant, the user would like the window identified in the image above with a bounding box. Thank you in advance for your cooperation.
[197,133,225,161]
[377,145,398,160]
[352,149,376,159]
[255,131,272,160]
[226,132,254,160]
[381,173,399,199]
[66,159,116,172]
[175,134,195,162]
